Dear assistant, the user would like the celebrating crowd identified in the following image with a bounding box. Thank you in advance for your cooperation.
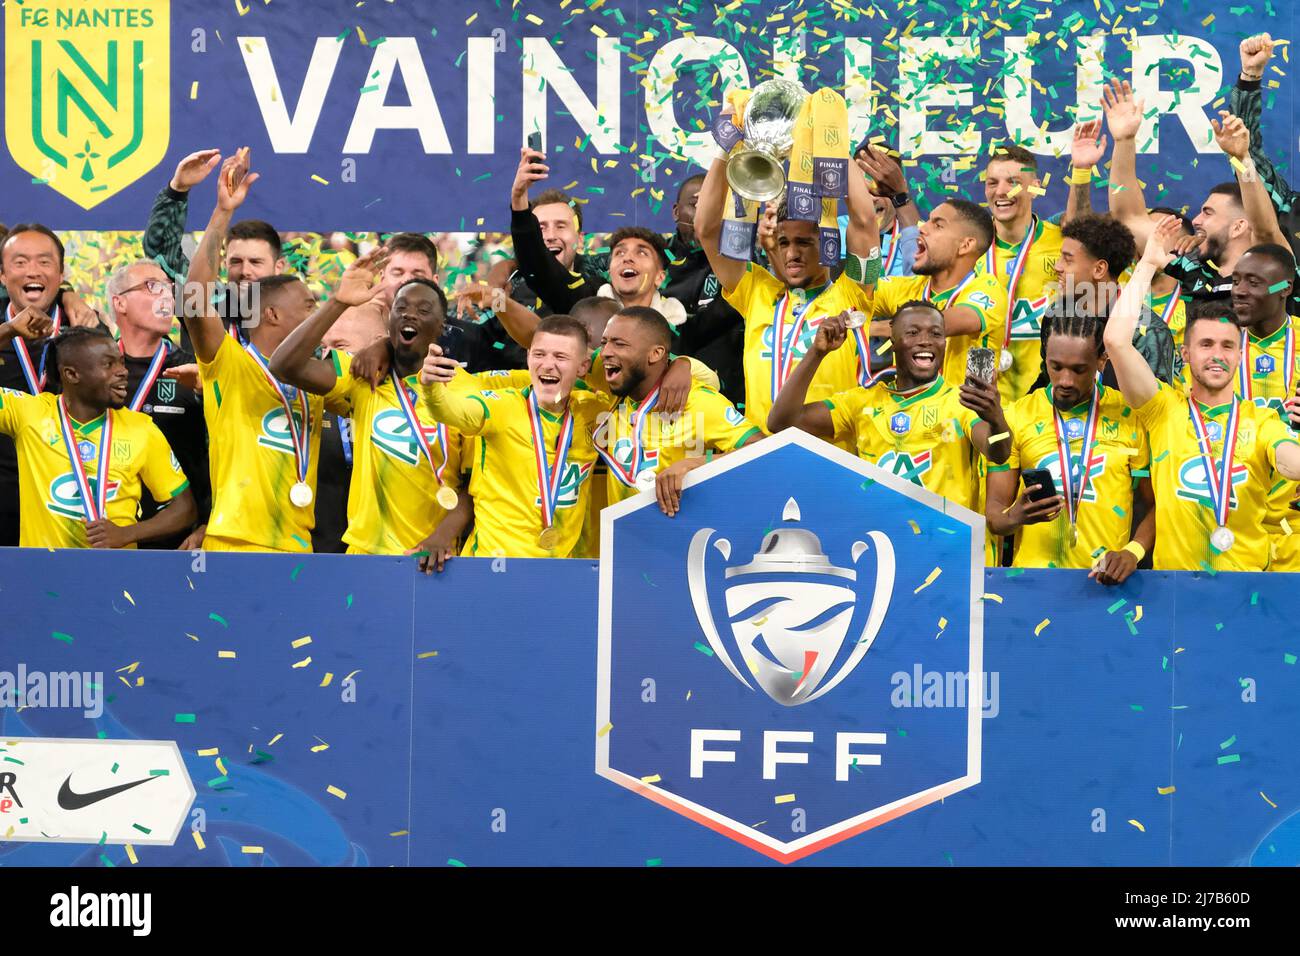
[1,35,1298,577]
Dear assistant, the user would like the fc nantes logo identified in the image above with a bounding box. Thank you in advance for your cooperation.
[6,1,170,209]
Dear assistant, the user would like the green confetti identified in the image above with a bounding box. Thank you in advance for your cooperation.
[447,858,467,867]
[1106,599,1128,614]
[1250,592,1259,606]
[1217,754,1241,765]
[52,632,73,644]
[693,641,715,657]
[111,763,119,774]
[132,823,152,835]
[99,854,115,867]
[148,769,170,776]
[645,858,662,867]
[1285,653,1297,665]
[209,613,228,627]
[207,775,229,788]
[174,713,196,723]
[1130,704,1144,711]
[1005,568,1025,577]
[290,564,304,581]
[1219,734,1236,750]
[346,594,354,609]
[642,572,658,588]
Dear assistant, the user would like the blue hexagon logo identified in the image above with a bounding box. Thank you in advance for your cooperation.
[596,429,985,863]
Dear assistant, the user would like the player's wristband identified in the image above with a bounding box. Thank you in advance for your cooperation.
[1068,166,1094,186]
[844,249,882,285]
[1121,540,1146,563]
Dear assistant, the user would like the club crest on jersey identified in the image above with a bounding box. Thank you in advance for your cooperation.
[156,379,177,403]
[47,472,120,519]
[1256,354,1276,375]
[258,407,307,456]
[889,412,911,435]
[1101,418,1119,439]
[76,440,95,462]
[876,450,932,485]
[370,408,441,466]
[1205,421,1223,443]
[1009,295,1051,341]
[1064,418,1085,441]
[1035,451,1106,503]
[921,406,939,428]
[1175,458,1249,509]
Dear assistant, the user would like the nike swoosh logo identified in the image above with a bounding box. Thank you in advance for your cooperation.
[57,773,160,811]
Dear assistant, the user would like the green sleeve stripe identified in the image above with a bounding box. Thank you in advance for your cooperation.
[1272,438,1300,451]
[331,350,343,376]
[733,426,762,449]
[165,479,191,500]
[822,399,836,410]
[987,464,1011,473]
[470,394,490,420]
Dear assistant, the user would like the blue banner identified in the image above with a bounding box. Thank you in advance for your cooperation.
[1,0,1294,230]
[1,549,1297,866]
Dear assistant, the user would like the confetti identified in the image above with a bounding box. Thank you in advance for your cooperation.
[311,174,330,186]
[914,567,942,594]
[596,722,613,738]
[209,613,228,628]
[52,632,73,644]
[693,641,714,657]
[447,858,467,867]
[291,636,313,648]
[645,858,662,867]
[218,650,236,659]
[1128,819,1146,833]
[774,794,796,804]
[1261,792,1278,808]
[390,830,410,837]
[1285,653,1297,665]
[197,747,218,756]
[122,591,135,606]
[292,656,312,669]
[326,785,347,800]
[640,774,662,785]
[1219,734,1236,750]
[241,846,264,854]
[1033,618,1050,636]
[174,713,196,723]
[982,593,1003,604]
[124,844,137,864]
[192,830,205,850]
[417,651,439,659]
[1157,785,1176,795]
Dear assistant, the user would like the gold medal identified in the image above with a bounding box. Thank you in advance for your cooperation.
[436,486,459,510]
[537,526,560,550]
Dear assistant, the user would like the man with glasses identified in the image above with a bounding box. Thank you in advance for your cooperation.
[106,260,210,549]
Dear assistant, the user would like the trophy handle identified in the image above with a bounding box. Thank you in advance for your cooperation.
[686,528,754,691]
[802,530,896,704]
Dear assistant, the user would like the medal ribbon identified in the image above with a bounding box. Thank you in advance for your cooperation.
[1239,323,1295,402]
[527,388,574,531]
[985,215,1037,349]
[1051,386,1101,534]
[6,304,63,393]
[242,340,311,486]
[392,372,448,484]
[123,341,170,412]
[882,221,900,277]
[57,396,112,522]
[1187,396,1241,528]
[597,386,661,487]
[924,269,978,310]
[770,289,821,401]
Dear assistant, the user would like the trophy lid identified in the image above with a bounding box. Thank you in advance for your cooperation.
[725,498,856,580]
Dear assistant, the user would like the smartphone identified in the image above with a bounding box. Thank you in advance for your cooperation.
[1021,468,1058,502]
[966,347,996,386]
[439,324,467,366]
[526,131,544,155]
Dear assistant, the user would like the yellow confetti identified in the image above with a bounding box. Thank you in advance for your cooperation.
[982,593,1003,604]
[310,174,330,186]
[218,650,236,659]
[292,656,312,669]
[596,722,613,738]
[267,734,283,746]
[310,743,329,753]
[465,12,478,25]
[1200,12,1215,25]
[640,774,662,784]
[908,520,921,534]
[116,661,140,674]
[343,670,362,682]
[390,830,410,837]
[1133,605,1143,623]
[1157,785,1176,795]
[186,633,199,641]
[524,13,543,24]
[1261,791,1277,808]
[241,846,264,854]
[774,793,796,804]
[356,26,367,44]
[416,651,439,659]
[192,830,205,850]
[1034,618,1051,636]
[319,672,333,687]
[215,757,227,775]
[123,591,135,606]
[1127,819,1145,832]
[124,843,138,864]
[326,785,347,800]
[914,567,942,594]
[938,616,948,630]
[1282,517,1293,537]
[190,81,199,100]
[1006,183,1023,198]
[197,747,219,757]
[291,636,313,648]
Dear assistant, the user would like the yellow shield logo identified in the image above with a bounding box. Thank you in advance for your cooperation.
[6,1,169,210]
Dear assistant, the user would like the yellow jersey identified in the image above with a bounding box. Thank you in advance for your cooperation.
[869,272,1009,398]
[824,376,982,511]
[724,265,873,433]
[198,333,351,552]
[421,381,603,558]
[974,217,1062,403]
[0,390,189,549]
[594,383,762,506]
[1136,382,1298,571]
[327,351,463,555]
[993,385,1148,569]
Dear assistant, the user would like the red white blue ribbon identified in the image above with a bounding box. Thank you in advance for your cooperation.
[57,395,112,522]
[392,371,448,484]
[1187,395,1241,527]
[770,288,823,402]
[5,303,62,393]
[924,269,978,310]
[1238,323,1295,402]
[881,221,900,277]
[123,341,170,412]
[242,339,311,486]
[1051,385,1101,534]
[597,386,661,487]
[985,215,1037,349]
[527,388,574,532]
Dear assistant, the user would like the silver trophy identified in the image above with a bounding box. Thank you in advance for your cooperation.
[725,79,809,204]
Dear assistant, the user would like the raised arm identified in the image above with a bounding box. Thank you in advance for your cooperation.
[270,249,389,394]
[143,149,221,279]
[418,345,489,435]
[844,145,882,282]
[1211,111,1288,248]
[1101,79,1154,248]
[454,283,540,349]
[766,314,845,438]
[509,147,586,314]
[1232,34,1293,206]
[1104,218,1185,407]
[183,148,258,362]
[856,146,920,229]
[1063,121,1106,226]
[695,143,750,294]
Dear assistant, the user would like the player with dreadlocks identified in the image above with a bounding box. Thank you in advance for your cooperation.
[986,307,1155,583]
